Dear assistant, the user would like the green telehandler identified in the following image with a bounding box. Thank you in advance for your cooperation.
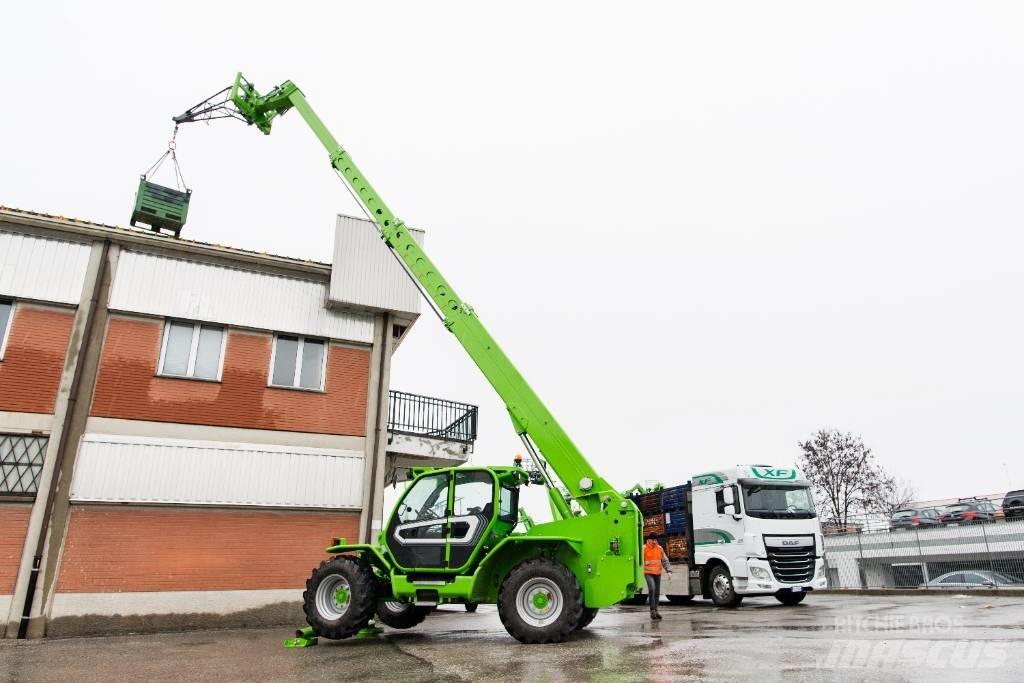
[171,74,643,644]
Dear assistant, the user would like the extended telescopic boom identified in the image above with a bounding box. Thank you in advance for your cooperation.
[175,74,614,513]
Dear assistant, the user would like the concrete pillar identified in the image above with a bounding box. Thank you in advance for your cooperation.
[358,313,393,544]
[4,241,115,638]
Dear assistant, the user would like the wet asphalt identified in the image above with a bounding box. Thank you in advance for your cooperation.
[2,594,1022,682]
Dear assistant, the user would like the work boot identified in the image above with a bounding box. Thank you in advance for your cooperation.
[654,608,663,620]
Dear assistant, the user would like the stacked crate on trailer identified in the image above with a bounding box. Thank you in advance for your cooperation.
[631,484,691,562]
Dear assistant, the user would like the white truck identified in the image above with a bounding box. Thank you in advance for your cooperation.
[630,465,827,607]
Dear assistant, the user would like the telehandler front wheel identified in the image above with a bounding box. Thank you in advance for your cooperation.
[376,600,431,629]
[498,557,583,644]
[303,555,377,639]
[575,607,599,630]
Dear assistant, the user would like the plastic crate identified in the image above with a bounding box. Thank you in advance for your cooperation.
[635,492,663,515]
[642,513,665,536]
[666,535,688,562]
[664,510,688,534]
[660,484,690,512]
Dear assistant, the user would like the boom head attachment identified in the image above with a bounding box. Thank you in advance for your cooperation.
[229,73,300,135]
[171,72,299,135]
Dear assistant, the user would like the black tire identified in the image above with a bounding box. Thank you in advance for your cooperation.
[376,599,431,629]
[667,594,694,606]
[775,591,807,606]
[706,565,743,608]
[303,555,377,639]
[464,602,479,613]
[575,607,599,630]
[498,557,583,644]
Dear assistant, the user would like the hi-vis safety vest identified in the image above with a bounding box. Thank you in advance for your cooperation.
[644,543,666,575]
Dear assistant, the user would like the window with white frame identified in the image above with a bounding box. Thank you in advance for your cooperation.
[159,320,225,380]
[270,334,327,390]
[0,300,13,360]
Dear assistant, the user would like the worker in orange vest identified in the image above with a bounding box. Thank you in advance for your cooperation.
[644,534,672,619]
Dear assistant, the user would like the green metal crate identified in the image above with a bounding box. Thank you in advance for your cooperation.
[130,176,191,237]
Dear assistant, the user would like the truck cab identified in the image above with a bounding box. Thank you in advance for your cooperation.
[635,464,827,607]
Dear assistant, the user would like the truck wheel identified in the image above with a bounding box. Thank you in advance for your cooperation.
[707,565,743,608]
[303,555,377,639]
[775,591,806,606]
[464,602,479,613]
[498,557,583,643]
[667,595,694,606]
[575,607,599,630]
[376,599,431,629]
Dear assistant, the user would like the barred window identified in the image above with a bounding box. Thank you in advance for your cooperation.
[0,434,48,496]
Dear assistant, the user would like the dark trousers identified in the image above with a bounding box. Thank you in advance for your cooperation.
[645,573,661,608]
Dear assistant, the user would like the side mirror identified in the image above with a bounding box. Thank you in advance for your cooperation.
[722,486,735,506]
[723,502,737,516]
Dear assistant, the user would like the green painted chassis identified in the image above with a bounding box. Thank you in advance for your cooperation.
[326,466,644,609]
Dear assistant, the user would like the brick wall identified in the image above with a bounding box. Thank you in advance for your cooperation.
[0,504,32,594]
[90,318,369,435]
[56,506,359,593]
[0,306,74,414]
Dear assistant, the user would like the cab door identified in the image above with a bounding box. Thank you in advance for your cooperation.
[448,470,497,569]
[386,471,451,570]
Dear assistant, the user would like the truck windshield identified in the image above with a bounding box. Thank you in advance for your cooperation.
[742,485,816,519]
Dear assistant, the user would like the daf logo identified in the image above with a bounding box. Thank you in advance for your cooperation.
[782,539,800,546]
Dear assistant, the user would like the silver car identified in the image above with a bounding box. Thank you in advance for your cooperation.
[927,570,1022,588]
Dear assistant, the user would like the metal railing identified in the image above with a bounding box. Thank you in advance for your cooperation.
[820,493,1024,590]
[387,390,478,444]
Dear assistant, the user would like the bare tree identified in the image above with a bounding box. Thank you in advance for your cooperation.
[871,476,917,517]
[797,429,886,526]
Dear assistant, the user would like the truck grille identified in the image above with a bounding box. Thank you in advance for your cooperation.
[766,545,815,583]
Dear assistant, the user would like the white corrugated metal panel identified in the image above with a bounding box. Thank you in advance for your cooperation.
[329,215,423,316]
[0,230,92,304]
[109,250,373,343]
[70,434,364,509]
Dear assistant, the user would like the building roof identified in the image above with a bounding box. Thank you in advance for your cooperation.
[0,205,331,277]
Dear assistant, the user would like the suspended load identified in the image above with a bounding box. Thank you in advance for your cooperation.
[131,127,191,238]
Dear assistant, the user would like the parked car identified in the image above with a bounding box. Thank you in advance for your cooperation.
[927,570,1023,588]
[939,500,998,525]
[889,507,943,531]
[1003,490,1024,521]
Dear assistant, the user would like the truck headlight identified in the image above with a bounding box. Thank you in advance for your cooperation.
[750,566,770,581]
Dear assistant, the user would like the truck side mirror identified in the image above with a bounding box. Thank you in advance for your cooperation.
[722,486,735,506]
[723,502,737,516]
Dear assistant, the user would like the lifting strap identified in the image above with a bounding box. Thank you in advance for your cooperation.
[142,126,188,191]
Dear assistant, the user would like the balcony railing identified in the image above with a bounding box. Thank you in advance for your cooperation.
[388,390,478,444]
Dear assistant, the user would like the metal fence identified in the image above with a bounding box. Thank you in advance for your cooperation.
[387,390,478,444]
[821,492,1024,590]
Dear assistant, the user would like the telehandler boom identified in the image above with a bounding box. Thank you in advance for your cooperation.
[172,73,643,643]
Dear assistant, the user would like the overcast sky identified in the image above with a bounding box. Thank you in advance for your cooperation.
[3,2,1023,504]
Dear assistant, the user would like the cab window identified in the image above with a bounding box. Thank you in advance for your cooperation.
[397,473,450,523]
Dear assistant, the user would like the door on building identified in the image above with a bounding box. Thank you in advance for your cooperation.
[891,562,928,587]
[385,469,497,571]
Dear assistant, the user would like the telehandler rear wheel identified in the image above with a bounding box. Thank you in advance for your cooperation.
[498,557,583,644]
[303,555,377,639]
[376,599,431,629]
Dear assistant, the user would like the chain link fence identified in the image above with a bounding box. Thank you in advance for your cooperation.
[821,491,1024,589]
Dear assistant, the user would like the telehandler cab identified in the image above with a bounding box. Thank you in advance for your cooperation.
[171,74,643,643]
